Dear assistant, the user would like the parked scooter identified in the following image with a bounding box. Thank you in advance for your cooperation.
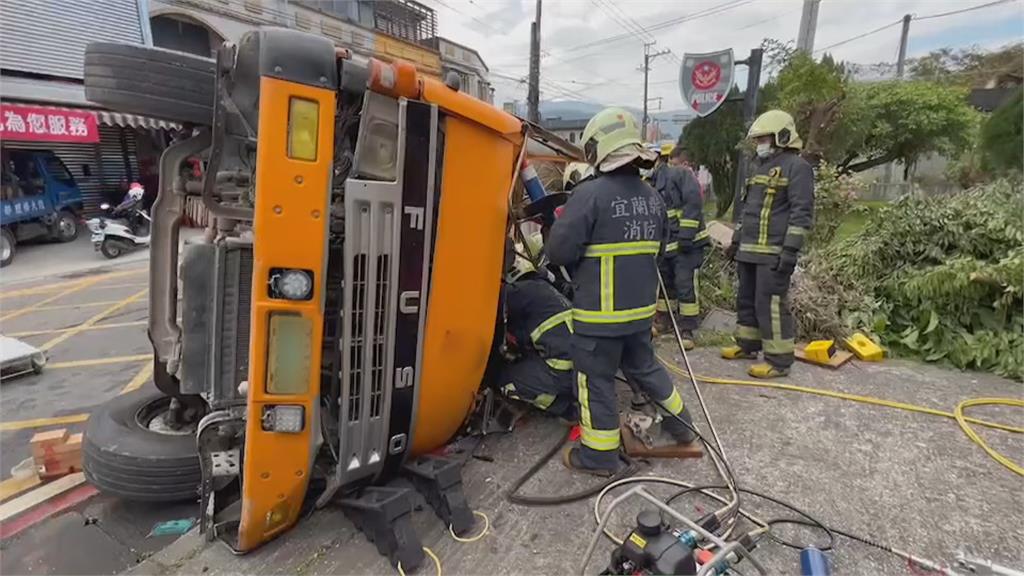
[86,183,151,259]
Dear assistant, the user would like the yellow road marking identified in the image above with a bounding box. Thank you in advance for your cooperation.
[0,268,145,299]
[120,362,154,394]
[0,277,107,322]
[47,354,150,369]
[0,414,89,432]
[40,288,149,352]
[6,320,148,338]
[1,299,133,315]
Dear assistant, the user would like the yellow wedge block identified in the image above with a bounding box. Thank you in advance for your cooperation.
[845,332,884,361]
[803,340,836,365]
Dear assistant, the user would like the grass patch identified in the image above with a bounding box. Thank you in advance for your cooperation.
[835,200,888,242]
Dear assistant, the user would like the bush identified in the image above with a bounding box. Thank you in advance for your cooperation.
[808,162,859,248]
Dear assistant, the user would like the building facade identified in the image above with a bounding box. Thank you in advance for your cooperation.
[1,0,174,214]
[428,37,492,103]
[541,117,588,144]
[149,0,444,77]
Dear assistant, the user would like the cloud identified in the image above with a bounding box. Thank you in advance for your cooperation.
[431,0,1024,111]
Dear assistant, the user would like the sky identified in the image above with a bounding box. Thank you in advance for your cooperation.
[427,0,1024,114]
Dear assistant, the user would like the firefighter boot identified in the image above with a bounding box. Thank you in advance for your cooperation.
[680,330,695,351]
[660,407,697,445]
[653,311,672,336]
[562,446,622,478]
[748,363,789,379]
[721,345,758,360]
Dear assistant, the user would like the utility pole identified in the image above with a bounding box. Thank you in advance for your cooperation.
[731,48,764,223]
[896,13,912,78]
[640,42,670,141]
[527,0,543,123]
[796,0,822,53]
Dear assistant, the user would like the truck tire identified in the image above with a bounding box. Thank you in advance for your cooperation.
[83,387,201,502]
[52,210,79,242]
[1,228,15,267]
[84,42,215,125]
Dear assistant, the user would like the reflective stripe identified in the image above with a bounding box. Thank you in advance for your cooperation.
[771,295,782,341]
[577,372,592,428]
[736,324,760,340]
[739,243,782,255]
[678,218,700,229]
[694,229,709,242]
[660,388,684,415]
[530,310,573,343]
[580,427,621,451]
[546,357,573,371]
[786,226,810,236]
[749,174,789,187]
[656,299,676,312]
[665,241,679,252]
[584,241,661,257]
[764,338,795,354]
[534,393,556,410]
[600,256,614,311]
[666,209,682,218]
[758,188,776,246]
[573,304,657,324]
[680,302,699,316]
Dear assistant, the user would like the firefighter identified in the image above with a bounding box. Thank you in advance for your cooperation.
[563,161,594,192]
[497,252,576,420]
[652,143,679,335]
[722,110,814,378]
[547,107,698,476]
[666,145,708,348]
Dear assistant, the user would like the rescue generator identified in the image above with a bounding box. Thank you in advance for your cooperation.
[79,28,575,564]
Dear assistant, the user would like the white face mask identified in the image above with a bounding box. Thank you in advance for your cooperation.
[756,143,773,158]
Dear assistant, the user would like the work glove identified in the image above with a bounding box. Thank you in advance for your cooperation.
[774,249,799,276]
[724,242,738,260]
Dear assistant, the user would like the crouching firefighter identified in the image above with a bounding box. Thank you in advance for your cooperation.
[497,252,577,420]
[547,107,698,476]
[722,110,814,378]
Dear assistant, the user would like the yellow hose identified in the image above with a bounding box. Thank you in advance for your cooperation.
[656,353,1024,476]
[955,398,1024,476]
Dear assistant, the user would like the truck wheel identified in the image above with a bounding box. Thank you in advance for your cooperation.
[1,228,15,267]
[100,238,126,259]
[52,210,79,242]
[84,42,215,125]
[83,387,202,502]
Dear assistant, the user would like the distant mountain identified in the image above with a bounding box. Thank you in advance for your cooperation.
[511,99,695,142]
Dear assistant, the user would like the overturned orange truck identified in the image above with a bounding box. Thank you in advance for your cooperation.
[80,28,576,564]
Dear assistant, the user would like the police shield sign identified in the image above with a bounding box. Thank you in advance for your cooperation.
[680,49,735,118]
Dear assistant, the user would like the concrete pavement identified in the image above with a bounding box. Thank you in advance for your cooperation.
[126,345,1024,576]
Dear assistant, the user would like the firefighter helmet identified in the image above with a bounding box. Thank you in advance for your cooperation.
[562,161,594,191]
[581,107,657,172]
[659,142,675,156]
[747,110,803,150]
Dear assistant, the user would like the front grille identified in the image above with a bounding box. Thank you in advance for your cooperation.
[370,253,390,419]
[348,253,367,423]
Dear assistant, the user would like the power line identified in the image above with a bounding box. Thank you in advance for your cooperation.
[593,0,655,43]
[737,6,803,30]
[814,19,903,54]
[915,0,1016,21]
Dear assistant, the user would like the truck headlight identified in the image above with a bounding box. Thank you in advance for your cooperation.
[269,268,313,301]
[261,405,305,433]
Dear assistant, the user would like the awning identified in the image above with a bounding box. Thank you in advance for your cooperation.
[96,110,180,131]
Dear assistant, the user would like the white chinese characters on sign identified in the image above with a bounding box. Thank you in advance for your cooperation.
[26,113,47,134]
[4,110,26,133]
[69,116,88,136]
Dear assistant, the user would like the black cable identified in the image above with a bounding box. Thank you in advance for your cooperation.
[664,484,836,551]
[506,425,644,506]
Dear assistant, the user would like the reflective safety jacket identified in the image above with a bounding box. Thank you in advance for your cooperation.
[505,277,574,371]
[658,165,708,253]
[733,150,814,264]
[546,170,667,337]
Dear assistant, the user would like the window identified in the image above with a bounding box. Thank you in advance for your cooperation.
[569,132,576,143]
[43,154,74,185]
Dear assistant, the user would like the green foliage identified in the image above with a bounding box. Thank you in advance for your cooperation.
[806,162,859,248]
[980,88,1024,175]
[818,180,1024,379]
[680,96,745,217]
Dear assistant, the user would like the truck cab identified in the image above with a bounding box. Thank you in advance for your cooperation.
[0,148,84,266]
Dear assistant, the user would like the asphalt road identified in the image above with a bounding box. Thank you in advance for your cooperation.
[1,262,196,575]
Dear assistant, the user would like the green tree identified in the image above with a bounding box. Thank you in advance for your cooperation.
[679,95,745,217]
[980,88,1024,174]
[909,43,1024,87]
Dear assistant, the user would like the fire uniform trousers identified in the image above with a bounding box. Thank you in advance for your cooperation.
[662,166,709,331]
[498,277,576,417]
[731,150,814,368]
[547,170,692,469]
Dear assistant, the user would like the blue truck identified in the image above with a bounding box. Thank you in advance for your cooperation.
[1,148,85,267]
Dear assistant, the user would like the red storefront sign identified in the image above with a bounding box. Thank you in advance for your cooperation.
[0,103,99,143]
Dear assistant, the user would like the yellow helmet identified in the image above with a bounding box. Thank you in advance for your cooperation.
[747,110,803,150]
[562,161,594,191]
[505,245,536,283]
[581,107,657,172]
[659,142,675,156]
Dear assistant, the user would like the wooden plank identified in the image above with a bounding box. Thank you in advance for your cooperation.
[33,432,83,478]
[0,472,85,522]
[620,423,704,459]
[0,474,41,503]
[795,347,855,369]
[29,429,68,447]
